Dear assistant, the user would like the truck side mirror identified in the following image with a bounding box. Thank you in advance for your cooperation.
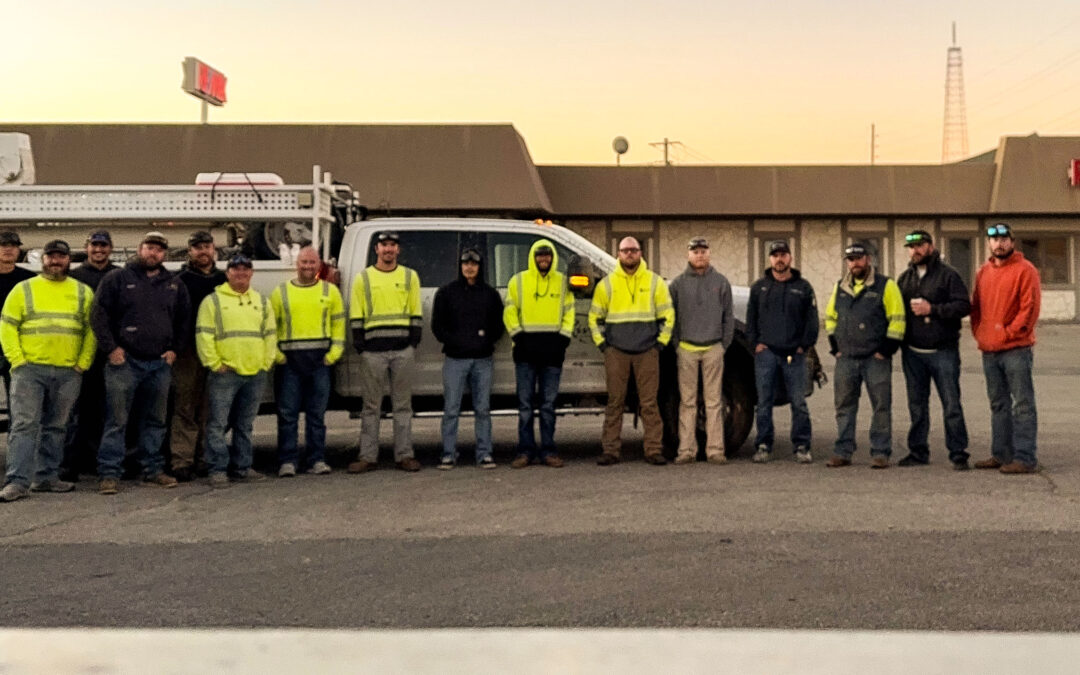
[566,255,595,297]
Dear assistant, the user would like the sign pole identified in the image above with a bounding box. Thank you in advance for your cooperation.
[201,100,208,125]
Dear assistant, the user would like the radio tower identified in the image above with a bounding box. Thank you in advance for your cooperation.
[942,22,969,162]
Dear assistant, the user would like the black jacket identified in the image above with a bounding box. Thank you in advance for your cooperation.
[746,268,819,356]
[431,266,504,359]
[91,262,191,360]
[70,262,119,291]
[896,251,971,350]
[177,263,227,352]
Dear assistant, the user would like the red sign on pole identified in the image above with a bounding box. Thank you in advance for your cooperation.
[181,57,227,106]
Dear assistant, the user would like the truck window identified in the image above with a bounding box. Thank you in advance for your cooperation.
[366,231,460,288]
[487,233,574,288]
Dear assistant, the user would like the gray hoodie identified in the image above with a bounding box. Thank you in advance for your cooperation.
[669,265,734,349]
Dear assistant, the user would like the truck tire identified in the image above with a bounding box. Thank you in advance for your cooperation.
[721,346,755,456]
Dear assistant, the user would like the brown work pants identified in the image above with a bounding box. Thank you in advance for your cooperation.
[676,344,725,461]
[602,347,663,458]
[169,350,209,471]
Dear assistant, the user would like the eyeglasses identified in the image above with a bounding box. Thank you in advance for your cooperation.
[904,233,929,244]
[987,224,1011,237]
[618,247,641,254]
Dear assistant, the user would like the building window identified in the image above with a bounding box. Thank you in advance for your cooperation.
[945,237,975,292]
[1017,236,1071,285]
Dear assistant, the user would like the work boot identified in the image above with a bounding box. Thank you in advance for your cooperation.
[397,457,421,472]
[870,456,889,469]
[974,457,1003,470]
[30,479,76,493]
[596,454,620,466]
[897,455,928,467]
[825,456,852,468]
[674,454,695,465]
[999,461,1037,475]
[644,454,667,466]
[98,477,120,495]
[0,483,29,502]
[347,460,378,474]
[278,463,297,478]
[234,469,266,483]
[143,473,178,488]
[752,445,771,463]
[706,453,727,465]
[510,455,531,469]
[543,455,565,468]
[952,460,971,471]
[310,461,332,475]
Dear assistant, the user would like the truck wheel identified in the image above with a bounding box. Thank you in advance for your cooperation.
[658,347,680,458]
[721,344,756,457]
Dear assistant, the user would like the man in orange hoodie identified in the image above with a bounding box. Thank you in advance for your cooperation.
[970,223,1041,474]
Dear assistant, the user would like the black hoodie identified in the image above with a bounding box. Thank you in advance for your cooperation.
[431,259,505,359]
[91,261,191,360]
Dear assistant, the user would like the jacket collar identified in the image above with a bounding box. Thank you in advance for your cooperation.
[839,265,877,296]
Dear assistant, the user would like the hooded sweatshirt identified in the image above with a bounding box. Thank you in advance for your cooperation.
[91,261,190,360]
[970,250,1041,353]
[669,264,735,351]
[432,256,505,359]
[503,239,575,366]
[177,261,227,353]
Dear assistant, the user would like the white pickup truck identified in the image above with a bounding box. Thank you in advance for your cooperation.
[250,217,823,456]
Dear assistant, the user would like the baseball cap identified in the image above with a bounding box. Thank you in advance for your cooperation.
[87,230,112,245]
[904,230,933,247]
[768,240,791,255]
[844,243,869,259]
[227,253,253,268]
[188,231,214,247]
[376,231,400,244]
[534,245,554,257]
[141,231,169,248]
[0,231,22,247]
[43,240,71,256]
[460,248,482,263]
[986,223,1013,238]
[688,237,709,250]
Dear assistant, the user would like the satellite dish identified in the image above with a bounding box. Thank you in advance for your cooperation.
[612,136,629,154]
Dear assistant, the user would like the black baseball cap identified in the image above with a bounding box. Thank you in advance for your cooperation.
[376,231,400,244]
[534,245,553,257]
[904,230,933,247]
[768,240,791,255]
[986,223,1013,238]
[688,237,709,250]
[0,231,22,247]
[87,230,112,245]
[227,253,253,268]
[43,240,71,256]
[188,231,214,247]
[460,248,482,263]
[844,243,869,259]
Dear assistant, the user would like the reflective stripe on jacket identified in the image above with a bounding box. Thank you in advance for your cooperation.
[0,276,96,370]
[588,259,674,353]
[270,280,346,365]
[195,283,277,375]
[503,238,574,339]
[348,266,422,343]
[825,268,905,358]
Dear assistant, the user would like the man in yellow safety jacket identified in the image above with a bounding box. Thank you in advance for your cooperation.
[589,236,675,466]
[0,240,96,502]
[270,246,344,477]
[348,231,423,473]
[196,253,277,487]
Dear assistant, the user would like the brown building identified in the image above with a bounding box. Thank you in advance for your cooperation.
[5,123,1080,320]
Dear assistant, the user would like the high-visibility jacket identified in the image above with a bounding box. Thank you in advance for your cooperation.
[349,265,422,352]
[0,275,96,370]
[825,267,905,358]
[589,259,674,353]
[195,283,277,376]
[503,238,575,340]
[269,279,346,365]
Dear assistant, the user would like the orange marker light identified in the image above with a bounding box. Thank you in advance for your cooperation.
[569,275,590,288]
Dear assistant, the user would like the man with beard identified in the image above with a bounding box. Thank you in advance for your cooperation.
[824,242,905,468]
[896,230,972,471]
[746,240,819,464]
[61,230,119,482]
[970,223,1042,474]
[92,232,190,495]
[0,240,96,502]
[168,231,226,482]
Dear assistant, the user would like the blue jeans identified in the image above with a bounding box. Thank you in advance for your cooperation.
[754,349,811,451]
[275,362,330,470]
[440,357,494,463]
[982,347,1037,466]
[3,364,81,488]
[97,357,171,479]
[833,355,892,458]
[515,362,562,460]
[206,370,266,476]
[902,347,969,463]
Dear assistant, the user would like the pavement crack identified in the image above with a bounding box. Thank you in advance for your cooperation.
[1038,470,1060,495]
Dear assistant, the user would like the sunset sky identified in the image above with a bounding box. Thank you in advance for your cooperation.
[5,0,1080,166]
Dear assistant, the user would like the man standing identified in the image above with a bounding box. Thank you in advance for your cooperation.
[589,236,675,466]
[970,223,1041,474]
[896,230,972,471]
[270,246,345,477]
[348,231,422,473]
[169,231,226,481]
[824,242,906,469]
[61,230,119,482]
[92,232,190,495]
[0,240,95,502]
[502,239,573,469]
[746,240,819,464]
[0,231,35,410]
[196,254,277,487]
[433,248,504,470]
[668,237,734,465]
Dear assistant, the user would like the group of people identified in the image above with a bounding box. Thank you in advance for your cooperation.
[0,219,1043,503]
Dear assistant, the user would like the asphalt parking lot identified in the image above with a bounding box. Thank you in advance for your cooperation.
[1,326,1079,630]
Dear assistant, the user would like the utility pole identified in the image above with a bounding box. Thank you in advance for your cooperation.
[649,137,680,166]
